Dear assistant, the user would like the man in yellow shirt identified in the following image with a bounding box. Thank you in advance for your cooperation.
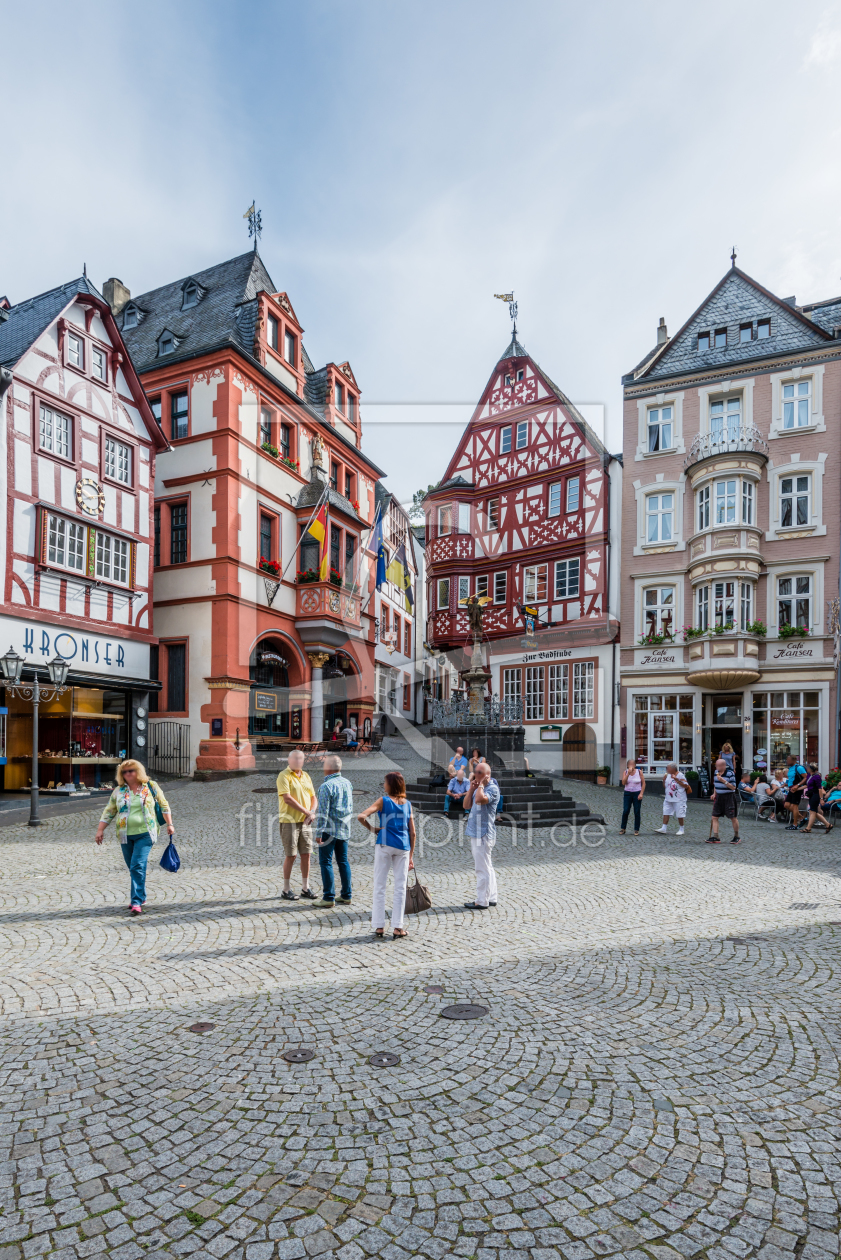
[276,749,317,900]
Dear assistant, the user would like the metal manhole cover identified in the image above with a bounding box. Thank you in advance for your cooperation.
[368,1053,400,1067]
[282,1048,315,1063]
[726,937,747,944]
[188,1022,215,1033]
[424,985,443,994]
[440,1004,488,1020]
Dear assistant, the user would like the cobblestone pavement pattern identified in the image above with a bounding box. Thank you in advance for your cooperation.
[1,739,840,1260]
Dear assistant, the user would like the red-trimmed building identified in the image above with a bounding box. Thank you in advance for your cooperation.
[0,276,167,790]
[423,333,621,776]
[114,249,381,773]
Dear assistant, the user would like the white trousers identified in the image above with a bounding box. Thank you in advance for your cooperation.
[471,838,497,907]
[371,844,411,930]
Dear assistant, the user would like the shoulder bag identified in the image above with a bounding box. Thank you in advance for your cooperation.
[148,781,167,827]
[404,870,432,915]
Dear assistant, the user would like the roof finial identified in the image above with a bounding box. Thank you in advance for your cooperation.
[494,291,518,341]
[83,262,87,278]
[244,200,262,252]
[730,245,737,269]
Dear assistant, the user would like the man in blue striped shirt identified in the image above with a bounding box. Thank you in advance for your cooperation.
[313,755,354,907]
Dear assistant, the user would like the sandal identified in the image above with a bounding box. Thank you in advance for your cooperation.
[393,928,408,939]
[619,829,625,835]
[374,928,384,938]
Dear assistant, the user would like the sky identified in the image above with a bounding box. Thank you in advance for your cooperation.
[3,0,841,508]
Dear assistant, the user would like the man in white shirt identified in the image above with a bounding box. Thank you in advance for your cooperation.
[657,763,690,836]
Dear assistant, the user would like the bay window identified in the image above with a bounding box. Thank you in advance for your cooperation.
[47,515,86,572]
[437,578,450,610]
[41,510,133,587]
[740,581,752,631]
[715,478,737,524]
[697,485,710,531]
[713,580,735,628]
[697,585,709,631]
[458,575,470,604]
[778,575,811,629]
[780,475,810,528]
[742,480,753,525]
[646,492,673,542]
[437,505,452,536]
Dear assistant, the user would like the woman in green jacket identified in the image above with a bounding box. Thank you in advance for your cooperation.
[95,759,173,914]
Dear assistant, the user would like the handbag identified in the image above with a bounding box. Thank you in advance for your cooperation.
[159,837,181,873]
[404,870,432,915]
[148,781,167,827]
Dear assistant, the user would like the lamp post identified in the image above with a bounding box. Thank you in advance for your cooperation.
[0,648,70,827]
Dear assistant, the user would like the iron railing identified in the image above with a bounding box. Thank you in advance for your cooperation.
[148,721,192,777]
[684,425,768,470]
[432,697,523,728]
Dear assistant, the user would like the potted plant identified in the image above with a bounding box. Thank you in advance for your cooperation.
[596,766,610,785]
[259,558,280,578]
[261,440,279,458]
[713,621,735,636]
[746,620,767,636]
[328,566,343,587]
[681,625,705,641]
[685,769,700,785]
[280,455,300,473]
[779,622,810,639]
[296,568,320,584]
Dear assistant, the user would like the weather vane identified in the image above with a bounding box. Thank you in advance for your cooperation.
[730,245,737,269]
[244,201,262,250]
[494,291,518,338]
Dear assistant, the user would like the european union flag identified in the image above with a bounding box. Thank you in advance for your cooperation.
[373,507,387,589]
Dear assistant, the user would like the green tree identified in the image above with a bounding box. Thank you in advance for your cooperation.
[409,483,439,521]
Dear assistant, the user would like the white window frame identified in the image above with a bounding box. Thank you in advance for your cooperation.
[105,435,131,485]
[697,484,710,531]
[437,578,450,610]
[39,403,72,460]
[646,404,674,453]
[766,564,822,636]
[437,505,452,537]
[643,585,675,637]
[769,366,825,438]
[67,332,84,370]
[714,477,738,526]
[493,571,507,604]
[645,491,674,543]
[742,479,754,525]
[516,420,529,450]
[696,378,755,444]
[777,574,812,632]
[91,345,108,382]
[554,558,580,600]
[487,498,500,530]
[46,513,86,574]
[457,503,470,534]
[779,474,811,530]
[548,663,568,720]
[566,476,580,513]
[740,581,753,631]
[524,666,544,721]
[503,668,521,704]
[697,585,709,631]
[572,662,594,719]
[633,478,685,555]
[635,391,684,461]
[476,575,488,599]
[524,563,548,604]
[708,394,742,444]
[94,530,130,587]
[500,426,512,454]
[766,457,826,540]
[285,329,296,365]
[548,483,561,518]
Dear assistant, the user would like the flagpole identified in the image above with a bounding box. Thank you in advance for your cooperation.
[358,501,384,613]
[353,501,381,604]
[278,480,330,585]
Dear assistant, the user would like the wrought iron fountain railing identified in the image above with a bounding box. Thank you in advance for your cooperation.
[432,696,523,728]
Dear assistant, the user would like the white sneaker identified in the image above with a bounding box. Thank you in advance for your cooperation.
[677,827,684,835]
[656,825,668,832]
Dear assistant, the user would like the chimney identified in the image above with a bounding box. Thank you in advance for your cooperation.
[103,277,130,315]
[657,316,669,345]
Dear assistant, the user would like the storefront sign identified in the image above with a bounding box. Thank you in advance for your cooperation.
[291,705,302,740]
[634,646,680,668]
[524,649,572,662]
[771,643,815,660]
[771,712,800,730]
[540,725,562,741]
[0,614,149,677]
[255,691,277,712]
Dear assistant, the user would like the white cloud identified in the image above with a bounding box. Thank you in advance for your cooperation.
[803,9,841,65]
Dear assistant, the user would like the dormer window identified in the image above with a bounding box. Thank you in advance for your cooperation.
[268,314,279,350]
[182,280,199,310]
[284,329,296,365]
[158,330,176,357]
[335,381,345,413]
[347,393,356,422]
[697,330,710,351]
[122,304,138,330]
[714,327,727,348]
[757,318,771,339]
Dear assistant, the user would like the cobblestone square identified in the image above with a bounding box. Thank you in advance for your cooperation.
[1,742,840,1260]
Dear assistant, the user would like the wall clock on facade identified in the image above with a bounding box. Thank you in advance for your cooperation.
[76,478,105,518]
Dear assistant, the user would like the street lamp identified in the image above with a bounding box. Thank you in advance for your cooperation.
[0,647,70,827]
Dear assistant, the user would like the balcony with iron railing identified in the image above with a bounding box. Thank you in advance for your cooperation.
[684,425,769,471]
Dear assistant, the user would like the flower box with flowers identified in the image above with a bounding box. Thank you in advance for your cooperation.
[261,441,279,458]
[779,622,810,639]
[328,567,344,588]
[638,628,674,647]
[296,569,320,584]
[681,625,706,641]
[280,455,300,473]
[259,558,280,578]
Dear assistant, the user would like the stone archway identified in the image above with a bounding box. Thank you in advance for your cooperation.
[562,722,598,782]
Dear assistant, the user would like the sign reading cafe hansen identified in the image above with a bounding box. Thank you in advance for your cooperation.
[0,615,150,677]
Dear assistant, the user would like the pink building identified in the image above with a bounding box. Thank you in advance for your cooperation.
[620,261,841,784]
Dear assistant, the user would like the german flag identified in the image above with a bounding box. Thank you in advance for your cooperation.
[308,504,328,580]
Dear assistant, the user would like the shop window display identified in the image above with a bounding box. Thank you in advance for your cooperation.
[634,694,694,770]
[4,687,127,791]
[752,691,819,779]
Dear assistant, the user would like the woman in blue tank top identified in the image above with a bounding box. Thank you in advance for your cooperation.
[358,772,416,939]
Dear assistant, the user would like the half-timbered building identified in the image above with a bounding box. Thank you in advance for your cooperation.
[0,277,167,792]
[423,334,621,776]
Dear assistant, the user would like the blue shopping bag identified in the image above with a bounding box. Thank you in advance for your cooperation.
[159,836,181,873]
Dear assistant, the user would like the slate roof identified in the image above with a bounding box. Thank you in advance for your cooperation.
[0,276,101,369]
[626,266,837,384]
[296,474,361,522]
[498,334,528,360]
[119,249,276,373]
